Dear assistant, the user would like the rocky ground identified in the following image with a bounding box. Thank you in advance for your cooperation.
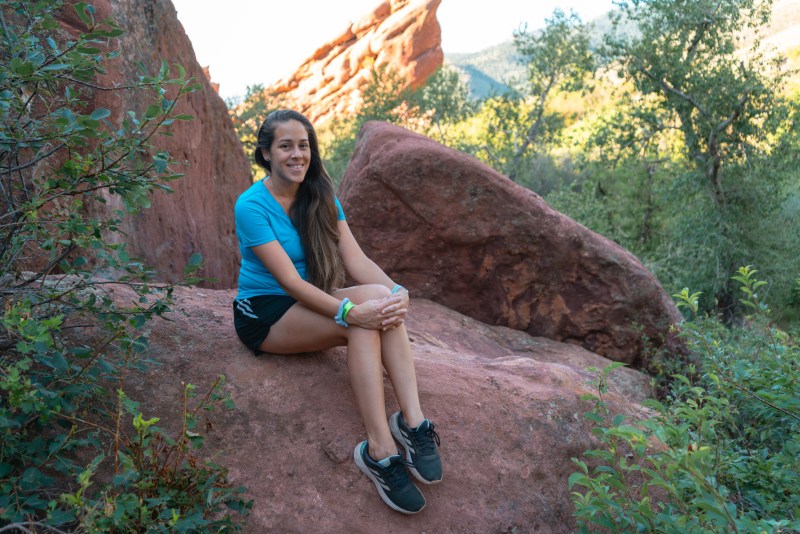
[122,285,652,533]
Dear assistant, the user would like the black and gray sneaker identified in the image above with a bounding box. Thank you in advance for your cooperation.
[353,440,426,514]
[389,411,442,484]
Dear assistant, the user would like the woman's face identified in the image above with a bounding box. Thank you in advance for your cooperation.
[264,119,311,186]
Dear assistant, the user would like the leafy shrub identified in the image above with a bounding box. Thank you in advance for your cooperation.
[0,1,250,530]
[570,267,800,533]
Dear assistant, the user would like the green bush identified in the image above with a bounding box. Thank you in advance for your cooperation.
[569,266,800,533]
[0,1,250,530]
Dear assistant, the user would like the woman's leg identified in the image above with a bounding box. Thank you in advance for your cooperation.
[378,323,424,428]
[260,287,397,459]
[329,284,426,428]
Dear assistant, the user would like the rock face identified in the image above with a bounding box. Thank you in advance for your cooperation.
[57,0,250,289]
[124,285,651,533]
[338,122,682,365]
[268,0,443,124]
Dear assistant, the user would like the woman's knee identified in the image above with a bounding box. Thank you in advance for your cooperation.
[336,284,391,304]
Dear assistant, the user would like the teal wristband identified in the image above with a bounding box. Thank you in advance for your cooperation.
[391,284,407,294]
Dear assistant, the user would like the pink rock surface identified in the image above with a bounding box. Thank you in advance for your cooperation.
[267,0,444,124]
[57,0,250,288]
[120,285,651,533]
[339,122,683,365]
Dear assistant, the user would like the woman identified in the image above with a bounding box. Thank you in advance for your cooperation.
[232,110,441,514]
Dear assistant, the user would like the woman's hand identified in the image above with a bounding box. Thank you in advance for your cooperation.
[346,294,407,330]
[380,291,408,330]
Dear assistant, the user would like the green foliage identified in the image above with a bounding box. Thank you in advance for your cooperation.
[606,0,783,184]
[63,380,250,532]
[595,0,794,314]
[570,267,800,532]
[320,65,475,182]
[320,66,409,180]
[408,66,475,145]
[0,0,250,530]
[501,9,595,181]
[543,0,800,321]
[227,84,285,181]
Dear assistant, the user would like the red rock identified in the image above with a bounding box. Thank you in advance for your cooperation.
[57,0,250,288]
[267,0,444,124]
[123,285,651,533]
[202,66,220,94]
[338,122,682,365]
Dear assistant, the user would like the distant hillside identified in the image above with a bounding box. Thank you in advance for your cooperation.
[447,0,800,100]
[446,41,523,99]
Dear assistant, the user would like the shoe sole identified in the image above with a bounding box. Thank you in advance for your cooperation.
[389,413,443,485]
[353,442,425,514]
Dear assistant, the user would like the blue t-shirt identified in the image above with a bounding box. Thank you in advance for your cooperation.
[234,178,345,299]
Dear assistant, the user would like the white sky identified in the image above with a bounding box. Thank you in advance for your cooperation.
[171,0,615,100]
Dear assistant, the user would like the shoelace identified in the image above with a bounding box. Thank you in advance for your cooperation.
[412,422,440,456]
[384,456,415,489]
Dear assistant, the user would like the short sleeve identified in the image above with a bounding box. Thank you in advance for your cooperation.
[235,199,276,247]
[335,197,346,221]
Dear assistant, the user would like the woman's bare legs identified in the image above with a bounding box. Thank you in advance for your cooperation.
[260,284,423,459]
[378,323,424,428]
[334,285,425,427]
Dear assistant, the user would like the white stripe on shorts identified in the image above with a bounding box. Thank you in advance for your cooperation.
[236,300,258,319]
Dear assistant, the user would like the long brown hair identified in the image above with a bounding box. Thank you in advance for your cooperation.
[254,110,344,293]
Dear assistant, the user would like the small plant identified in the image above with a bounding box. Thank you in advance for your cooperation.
[569,267,800,533]
[63,379,251,532]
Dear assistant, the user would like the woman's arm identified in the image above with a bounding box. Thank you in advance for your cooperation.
[250,240,391,330]
[251,241,339,316]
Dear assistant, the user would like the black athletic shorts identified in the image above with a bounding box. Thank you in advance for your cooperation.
[233,295,297,353]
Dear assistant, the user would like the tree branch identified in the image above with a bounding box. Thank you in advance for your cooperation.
[509,75,557,180]
[1,143,65,173]
[636,63,710,118]
[55,75,151,91]
[0,7,12,47]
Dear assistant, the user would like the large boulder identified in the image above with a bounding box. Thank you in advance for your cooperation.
[123,285,651,533]
[267,0,443,125]
[338,122,682,365]
[57,0,250,289]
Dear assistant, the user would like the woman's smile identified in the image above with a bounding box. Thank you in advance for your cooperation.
[266,119,311,185]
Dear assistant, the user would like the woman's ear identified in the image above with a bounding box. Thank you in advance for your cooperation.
[261,147,270,162]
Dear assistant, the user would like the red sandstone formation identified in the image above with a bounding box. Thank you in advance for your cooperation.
[57,0,249,288]
[202,66,220,94]
[121,285,651,532]
[339,122,682,365]
[267,0,444,124]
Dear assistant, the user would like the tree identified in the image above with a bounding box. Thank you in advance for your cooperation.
[228,84,284,179]
[603,0,792,316]
[321,66,422,181]
[506,9,595,181]
[608,0,783,211]
[409,65,474,144]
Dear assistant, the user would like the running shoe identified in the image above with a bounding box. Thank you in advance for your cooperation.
[389,411,442,484]
[353,440,426,514]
